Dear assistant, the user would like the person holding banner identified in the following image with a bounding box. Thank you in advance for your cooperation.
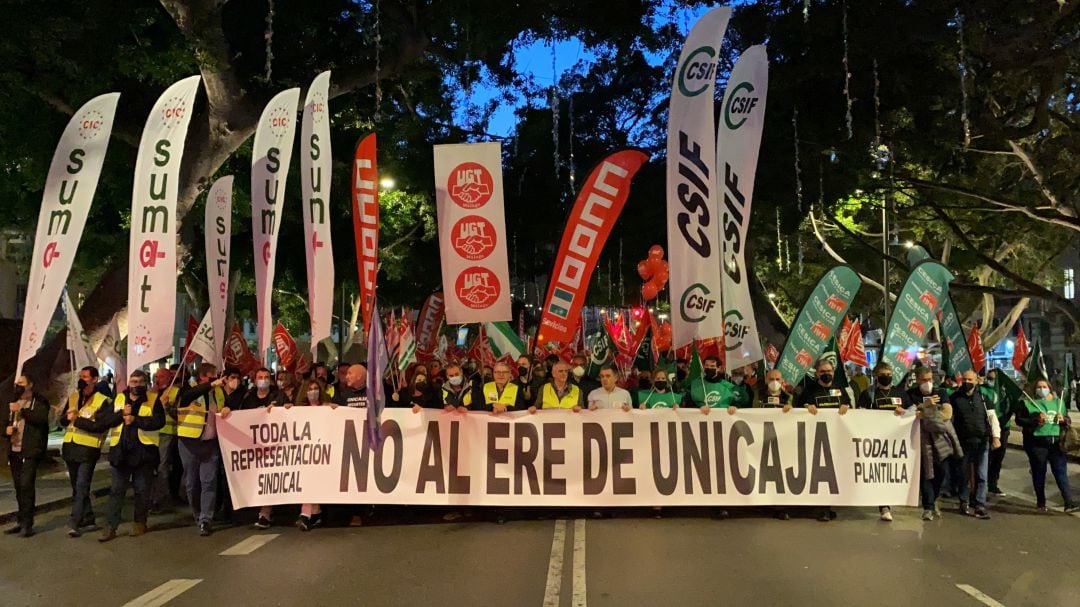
[513,356,544,404]
[683,356,735,413]
[60,366,112,537]
[4,374,49,538]
[754,369,793,411]
[332,364,369,409]
[97,370,165,542]
[637,369,681,409]
[587,366,632,411]
[176,363,228,537]
[296,377,332,531]
[440,365,470,412]
[796,359,853,414]
[948,370,1001,520]
[729,367,753,409]
[150,367,181,513]
[391,365,440,411]
[533,362,583,412]
[570,354,600,398]
[1015,379,1080,513]
[855,363,912,523]
[468,362,528,413]
[239,368,281,411]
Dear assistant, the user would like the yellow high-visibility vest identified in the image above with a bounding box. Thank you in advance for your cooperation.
[108,393,160,447]
[62,391,109,449]
[176,386,225,439]
[464,382,519,408]
[153,386,180,435]
[541,383,580,409]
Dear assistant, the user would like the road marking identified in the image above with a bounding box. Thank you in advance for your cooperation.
[122,579,202,607]
[572,519,587,607]
[542,520,567,607]
[955,584,1006,607]
[219,533,281,556]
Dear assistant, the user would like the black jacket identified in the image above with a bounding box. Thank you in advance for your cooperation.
[60,390,114,464]
[949,388,990,444]
[3,393,51,460]
[857,384,913,410]
[796,382,853,408]
[100,391,166,469]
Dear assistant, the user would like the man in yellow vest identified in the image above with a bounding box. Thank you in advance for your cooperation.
[97,370,165,542]
[150,366,180,512]
[60,365,112,538]
[465,362,526,412]
[176,362,228,536]
[531,362,583,413]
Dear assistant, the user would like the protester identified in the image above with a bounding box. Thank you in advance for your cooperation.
[983,368,1013,497]
[4,373,49,537]
[948,370,1001,519]
[1015,378,1080,513]
[467,361,527,412]
[514,355,544,404]
[754,369,792,410]
[392,365,440,411]
[796,359,853,414]
[587,366,632,411]
[569,354,600,395]
[855,362,912,522]
[60,366,112,537]
[332,364,369,409]
[683,355,734,413]
[533,362,583,412]
[296,377,332,531]
[728,366,753,408]
[440,364,469,412]
[214,368,244,524]
[176,363,228,536]
[150,367,181,512]
[98,370,165,542]
[637,368,681,408]
[276,371,300,405]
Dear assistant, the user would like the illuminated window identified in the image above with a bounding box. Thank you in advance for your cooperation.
[1066,268,1076,299]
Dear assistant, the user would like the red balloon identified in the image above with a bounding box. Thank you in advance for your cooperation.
[658,322,672,338]
[653,268,669,286]
[648,244,665,260]
[636,260,651,280]
[641,282,659,301]
[646,258,664,276]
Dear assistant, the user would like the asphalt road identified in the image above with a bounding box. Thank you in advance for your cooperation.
[1,452,1078,607]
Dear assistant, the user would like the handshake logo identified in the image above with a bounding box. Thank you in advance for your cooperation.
[456,268,501,309]
[452,216,496,260]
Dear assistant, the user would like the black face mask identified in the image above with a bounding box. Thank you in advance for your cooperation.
[414,379,428,389]
[676,369,688,381]
[704,370,719,382]
[77,379,89,391]
[962,381,976,394]
[819,373,833,385]
[13,385,25,399]
[518,366,529,377]
[655,381,669,391]
[877,375,892,387]
[130,385,147,398]
[638,378,652,390]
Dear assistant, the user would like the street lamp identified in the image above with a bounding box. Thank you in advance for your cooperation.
[380,177,396,190]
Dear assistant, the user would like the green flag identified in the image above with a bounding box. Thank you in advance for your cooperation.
[881,260,954,386]
[486,321,525,359]
[815,336,850,389]
[997,371,1025,403]
[776,265,862,387]
[632,325,655,372]
[1023,337,1048,384]
[688,342,703,381]
[585,330,616,378]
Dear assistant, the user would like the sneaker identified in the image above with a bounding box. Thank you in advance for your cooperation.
[1036,504,1049,513]
[973,507,991,520]
[817,511,831,522]
[310,512,324,528]
[921,510,934,521]
[880,508,893,522]
[296,516,312,532]
[988,487,1007,497]
[958,504,973,517]
[775,511,790,521]
[253,516,272,530]
[5,525,23,535]
[1064,503,1080,513]
[132,523,147,537]
[933,505,942,518]
[67,528,81,538]
[198,522,212,537]
[19,528,34,538]
[98,527,117,543]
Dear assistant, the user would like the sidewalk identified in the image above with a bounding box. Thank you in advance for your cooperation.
[0,457,112,524]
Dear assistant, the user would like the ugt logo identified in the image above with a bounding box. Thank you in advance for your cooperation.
[455,267,500,309]
[825,294,846,313]
[795,350,813,368]
[452,215,496,261]
[907,318,926,338]
[448,162,493,209]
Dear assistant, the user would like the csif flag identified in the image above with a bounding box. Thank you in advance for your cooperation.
[205,176,232,365]
[16,92,120,379]
[301,71,335,354]
[252,88,301,362]
[127,75,202,371]
[1012,322,1029,373]
[537,149,649,343]
[1023,336,1048,384]
[666,6,732,350]
[717,44,769,369]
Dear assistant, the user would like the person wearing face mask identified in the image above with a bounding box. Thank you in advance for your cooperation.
[1015,379,1080,513]
[242,368,282,411]
[796,359,853,522]
[59,365,112,537]
[440,365,470,412]
[682,356,734,414]
[947,370,1001,519]
[176,363,228,536]
[513,356,544,404]
[291,377,331,531]
[754,369,793,411]
[983,367,1012,497]
[97,370,165,542]
[637,368,681,409]
[273,371,299,406]
[392,365,440,411]
[569,354,600,397]
[855,363,912,522]
[150,367,182,513]
[728,367,753,409]
[4,374,49,537]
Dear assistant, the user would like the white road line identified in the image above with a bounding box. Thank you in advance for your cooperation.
[542,519,568,607]
[956,583,1006,607]
[219,533,281,556]
[122,579,202,607]
[572,519,587,607]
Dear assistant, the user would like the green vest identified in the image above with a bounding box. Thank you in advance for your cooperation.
[638,390,680,409]
[982,385,1010,429]
[730,383,753,408]
[1025,397,1065,437]
[688,379,734,408]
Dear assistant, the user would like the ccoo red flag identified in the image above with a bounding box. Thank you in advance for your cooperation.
[1012,322,1029,373]
[224,324,261,376]
[273,323,300,371]
[844,320,869,368]
[182,315,200,364]
[968,322,986,373]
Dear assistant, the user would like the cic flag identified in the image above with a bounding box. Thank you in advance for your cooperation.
[205,176,232,365]
[252,88,301,362]
[127,75,202,370]
[434,143,511,324]
[666,6,732,350]
[537,149,649,344]
[717,45,769,369]
[302,71,334,353]
[352,133,379,334]
[16,92,120,379]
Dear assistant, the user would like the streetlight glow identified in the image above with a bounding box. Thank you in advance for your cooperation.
[380,177,396,190]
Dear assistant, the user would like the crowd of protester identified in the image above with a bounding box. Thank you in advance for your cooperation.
[3,352,1077,539]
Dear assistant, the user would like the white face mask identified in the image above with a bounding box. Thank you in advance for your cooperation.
[1036,387,1051,399]
[768,380,782,393]
[732,376,745,385]
[448,375,463,387]
[307,389,321,401]
[257,379,271,390]
[572,366,585,378]
[919,381,933,395]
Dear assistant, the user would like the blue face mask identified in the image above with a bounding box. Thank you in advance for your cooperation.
[1036,387,1051,399]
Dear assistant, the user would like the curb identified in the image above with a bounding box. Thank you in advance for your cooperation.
[1005,441,1080,464]
[0,485,111,525]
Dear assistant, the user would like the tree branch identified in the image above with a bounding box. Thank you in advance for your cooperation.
[897,176,1080,231]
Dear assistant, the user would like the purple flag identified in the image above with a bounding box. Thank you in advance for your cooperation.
[365,301,389,450]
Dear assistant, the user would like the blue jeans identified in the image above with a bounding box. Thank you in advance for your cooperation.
[952,441,989,509]
[178,438,219,525]
[66,460,97,529]
[1024,436,1075,506]
[107,464,154,529]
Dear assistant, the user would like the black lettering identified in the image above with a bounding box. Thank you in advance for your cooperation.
[758,422,785,493]
[448,421,471,494]
[583,423,608,495]
[513,423,540,495]
[730,420,755,495]
[785,422,808,493]
[650,422,678,496]
[681,421,711,494]
[809,422,839,494]
[373,420,402,493]
[487,423,510,495]
[610,422,636,495]
[153,139,171,167]
[339,419,369,492]
[416,421,446,494]
[66,148,85,174]
[542,423,566,495]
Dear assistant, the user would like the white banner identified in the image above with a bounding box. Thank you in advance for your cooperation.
[666,7,732,349]
[127,75,202,370]
[718,45,769,369]
[434,142,512,324]
[218,408,920,508]
[252,88,301,362]
[205,175,232,364]
[301,71,334,354]
[62,290,97,370]
[189,310,219,366]
[16,92,120,379]
[95,314,127,390]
